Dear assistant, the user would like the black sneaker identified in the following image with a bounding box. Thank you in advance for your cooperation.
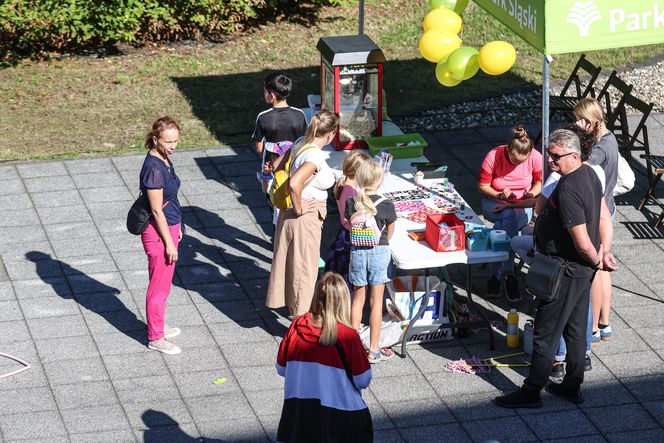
[486,275,501,299]
[545,383,584,404]
[494,388,542,409]
[550,362,565,379]
[505,275,522,303]
[584,355,592,372]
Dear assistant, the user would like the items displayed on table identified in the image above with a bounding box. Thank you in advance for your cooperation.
[392,200,426,213]
[421,165,448,180]
[425,213,465,252]
[386,182,468,222]
[383,188,430,202]
[374,149,393,174]
[385,177,506,253]
[404,208,443,224]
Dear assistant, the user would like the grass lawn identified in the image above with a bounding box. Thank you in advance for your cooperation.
[0,0,663,161]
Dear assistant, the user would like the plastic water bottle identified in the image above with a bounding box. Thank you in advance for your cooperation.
[457,303,471,338]
[523,320,534,355]
[506,309,519,348]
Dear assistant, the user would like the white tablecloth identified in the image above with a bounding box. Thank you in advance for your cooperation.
[381,176,508,270]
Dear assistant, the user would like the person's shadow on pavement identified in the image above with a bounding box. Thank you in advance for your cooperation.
[176,206,288,338]
[26,251,145,344]
[141,409,226,442]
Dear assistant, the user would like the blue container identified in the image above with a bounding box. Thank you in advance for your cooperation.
[466,230,489,251]
[489,236,511,252]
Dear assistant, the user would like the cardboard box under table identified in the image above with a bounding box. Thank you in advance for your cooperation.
[386,275,454,345]
[386,175,508,357]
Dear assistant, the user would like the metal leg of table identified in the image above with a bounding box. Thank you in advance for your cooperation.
[465,264,496,351]
[399,268,432,359]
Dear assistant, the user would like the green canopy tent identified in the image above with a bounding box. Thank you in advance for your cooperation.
[473,0,664,150]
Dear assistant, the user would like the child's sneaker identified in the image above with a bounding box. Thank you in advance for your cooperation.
[599,325,612,341]
[590,330,601,346]
[367,348,394,364]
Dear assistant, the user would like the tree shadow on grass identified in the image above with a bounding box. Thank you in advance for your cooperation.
[25,251,145,344]
[170,61,535,146]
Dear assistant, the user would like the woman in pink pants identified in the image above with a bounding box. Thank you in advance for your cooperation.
[140,116,184,355]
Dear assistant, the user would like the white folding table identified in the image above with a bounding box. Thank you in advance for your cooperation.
[301,108,506,356]
[379,175,508,357]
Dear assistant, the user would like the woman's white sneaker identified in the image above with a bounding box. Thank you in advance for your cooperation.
[148,339,181,355]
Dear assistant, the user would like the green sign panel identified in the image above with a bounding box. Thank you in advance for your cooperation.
[474,0,664,54]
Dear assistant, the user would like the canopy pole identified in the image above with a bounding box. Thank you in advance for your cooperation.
[542,55,551,176]
[359,0,365,34]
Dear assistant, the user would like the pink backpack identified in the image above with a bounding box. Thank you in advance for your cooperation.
[349,197,386,247]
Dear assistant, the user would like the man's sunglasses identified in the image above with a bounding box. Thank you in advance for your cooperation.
[547,151,575,161]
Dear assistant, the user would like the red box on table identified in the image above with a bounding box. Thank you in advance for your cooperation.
[425,213,465,252]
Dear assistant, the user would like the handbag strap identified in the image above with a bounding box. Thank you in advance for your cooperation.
[373,196,387,234]
[287,139,316,176]
[334,341,361,394]
[139,189,170,209]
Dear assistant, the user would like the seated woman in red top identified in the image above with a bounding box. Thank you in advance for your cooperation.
[478,126,542,302]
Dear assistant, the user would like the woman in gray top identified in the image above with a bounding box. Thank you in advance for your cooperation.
[574,97,619,347]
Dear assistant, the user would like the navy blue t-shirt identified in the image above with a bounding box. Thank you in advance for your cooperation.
[139,154,182,226]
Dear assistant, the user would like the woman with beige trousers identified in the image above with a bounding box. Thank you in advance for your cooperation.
[266,111,338,318]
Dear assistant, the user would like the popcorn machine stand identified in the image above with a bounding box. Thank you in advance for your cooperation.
[316,34,386,150]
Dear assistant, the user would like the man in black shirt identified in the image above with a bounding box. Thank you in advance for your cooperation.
[495,129,617,408]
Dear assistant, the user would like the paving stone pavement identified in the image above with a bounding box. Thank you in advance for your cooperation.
[1,116,664,442]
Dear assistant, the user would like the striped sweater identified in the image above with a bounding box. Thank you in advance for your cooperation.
[276,313,373,443]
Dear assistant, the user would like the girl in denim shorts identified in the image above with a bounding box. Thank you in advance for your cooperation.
[345,161,397,364]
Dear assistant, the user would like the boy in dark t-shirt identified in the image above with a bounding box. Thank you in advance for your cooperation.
[252,73,307,209]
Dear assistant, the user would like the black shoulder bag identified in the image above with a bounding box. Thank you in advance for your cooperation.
[126,191,151,235]
[525,217,568,303]
[525,253,568,302]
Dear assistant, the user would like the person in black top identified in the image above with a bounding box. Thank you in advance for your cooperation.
[252,73,307,223]
[495,129,617,408]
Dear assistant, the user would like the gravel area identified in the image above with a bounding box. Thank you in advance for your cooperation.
[395,58,664,133]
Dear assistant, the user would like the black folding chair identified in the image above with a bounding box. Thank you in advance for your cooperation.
[617,96,664,227]
[596,71,633,138]
[609,93,654,161]
[536,55,602,143]
[549,54,602,116]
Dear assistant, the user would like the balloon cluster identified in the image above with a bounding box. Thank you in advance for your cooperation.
[418,0,517,87]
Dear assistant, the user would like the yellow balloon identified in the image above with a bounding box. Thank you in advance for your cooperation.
[478,41,517,76]
[418,29,462,63]
[423,7,463,34]
[435,61,462,87]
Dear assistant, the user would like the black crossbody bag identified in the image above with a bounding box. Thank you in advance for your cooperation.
[126,191,151,235]
[525,216,568,303]
[525,252,568,302]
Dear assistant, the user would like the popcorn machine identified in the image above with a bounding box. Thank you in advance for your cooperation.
[316,34,386,150]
